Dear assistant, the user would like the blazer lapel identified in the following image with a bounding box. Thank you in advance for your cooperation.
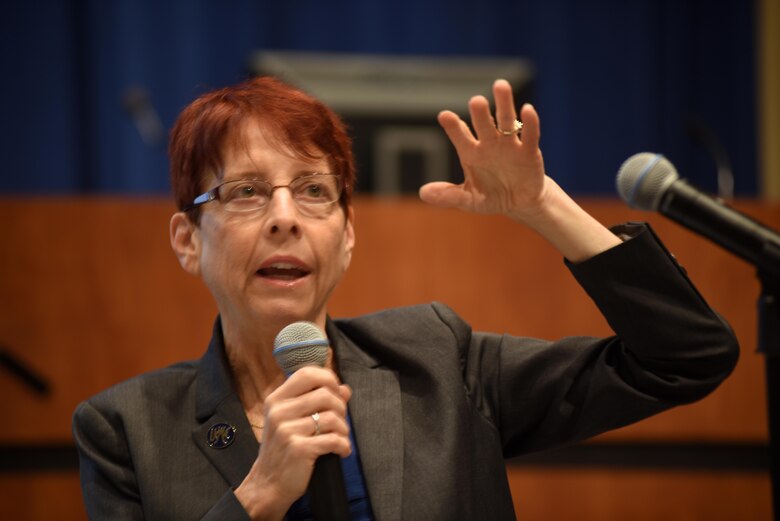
[328,322,403,521]
[189,317,405,518]
[191,319,259,488]
[192,399,259,488]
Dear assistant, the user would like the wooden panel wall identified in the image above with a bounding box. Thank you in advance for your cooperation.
[0,197,773,519]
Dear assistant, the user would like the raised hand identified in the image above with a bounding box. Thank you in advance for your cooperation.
[421,78,621,262]
[419,79,549,222]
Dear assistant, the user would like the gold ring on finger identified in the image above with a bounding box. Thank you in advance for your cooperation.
[498,119,523,136]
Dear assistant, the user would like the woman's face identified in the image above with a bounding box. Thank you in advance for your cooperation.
[173,121,355,336]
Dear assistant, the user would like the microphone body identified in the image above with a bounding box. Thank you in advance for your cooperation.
[308,453,350,521]
[273,322,350,521]
[617,153,780,278]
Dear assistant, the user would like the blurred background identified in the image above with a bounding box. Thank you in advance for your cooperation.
[0,0,766,197]
[0,0,777,519]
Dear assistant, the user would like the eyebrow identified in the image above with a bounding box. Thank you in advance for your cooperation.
[221,170,332,183]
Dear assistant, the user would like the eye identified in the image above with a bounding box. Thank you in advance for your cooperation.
[295,178,332,201]
[219,179,270,211]
[222,180,269,205]
[235,184,257,198]
[304,183,324,197]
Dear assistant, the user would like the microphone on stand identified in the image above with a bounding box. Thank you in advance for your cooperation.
[273,322,350,521]
[615,152,780,278]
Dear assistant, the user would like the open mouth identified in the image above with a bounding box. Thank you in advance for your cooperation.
[256,262,310,281]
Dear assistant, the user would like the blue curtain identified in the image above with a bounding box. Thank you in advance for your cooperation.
[0,0,757,196]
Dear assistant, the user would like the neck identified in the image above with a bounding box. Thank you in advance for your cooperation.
[220,311,332,415]
[221,317,286,414]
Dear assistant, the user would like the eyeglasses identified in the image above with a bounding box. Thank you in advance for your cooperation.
[185,173,344,216]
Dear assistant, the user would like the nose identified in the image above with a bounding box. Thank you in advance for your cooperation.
[264,187,301,237]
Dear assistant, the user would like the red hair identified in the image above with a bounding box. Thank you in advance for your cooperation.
[169,76,355,222]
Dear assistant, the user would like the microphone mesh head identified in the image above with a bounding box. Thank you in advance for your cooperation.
[616,152,679,210]
[273,321,329,375]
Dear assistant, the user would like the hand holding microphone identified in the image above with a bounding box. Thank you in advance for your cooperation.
[235,323,351,521]
[273,322,351,521]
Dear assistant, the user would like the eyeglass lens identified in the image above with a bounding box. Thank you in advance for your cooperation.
[219,174,341,213]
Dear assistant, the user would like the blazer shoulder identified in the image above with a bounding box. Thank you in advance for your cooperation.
[76,359,199,417]
[333,302,473,358]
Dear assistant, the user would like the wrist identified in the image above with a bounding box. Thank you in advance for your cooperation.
[234,476,289,521]
[507,178,622,262]
[506,176,560,226]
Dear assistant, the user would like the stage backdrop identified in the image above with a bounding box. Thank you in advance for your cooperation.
[0,0,757,198]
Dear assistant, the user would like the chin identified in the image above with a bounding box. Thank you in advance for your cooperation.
[259,303,323,328]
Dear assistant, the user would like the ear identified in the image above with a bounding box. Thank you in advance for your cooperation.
[342,206,356,270]
[170,212,201,276]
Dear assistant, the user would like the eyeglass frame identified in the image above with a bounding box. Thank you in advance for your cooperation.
[183,172,346,215]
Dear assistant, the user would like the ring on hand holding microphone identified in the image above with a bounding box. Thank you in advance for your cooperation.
[311,412,321,436]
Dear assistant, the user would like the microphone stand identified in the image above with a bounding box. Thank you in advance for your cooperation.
[757,270,780,521]
[0,347,50,396]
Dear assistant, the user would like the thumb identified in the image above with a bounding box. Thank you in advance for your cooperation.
[419,182,471,209]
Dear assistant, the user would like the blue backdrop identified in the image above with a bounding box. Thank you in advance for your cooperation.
[0,0,757,197]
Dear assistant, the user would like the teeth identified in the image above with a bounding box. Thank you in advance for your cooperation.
[269,262,298,269]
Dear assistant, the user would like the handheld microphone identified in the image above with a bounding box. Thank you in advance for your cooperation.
[616,152,780,278]
[273,322,350,521]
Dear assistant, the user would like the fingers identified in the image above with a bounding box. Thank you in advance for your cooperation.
[419,182,473,210]
[265,368,349,423]
[305,411,352,456]
[437,110,475,150]
[518,103,540,150]
[263,366,352,456]
[494,79,540,150]
[270,408,351,455]
[439,80,538,148]
[276,365,342,396]
[468,95,498,140]
[493,79,518,133]
[266,387,348,431]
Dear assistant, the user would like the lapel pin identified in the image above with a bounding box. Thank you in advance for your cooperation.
[207,423,236,449]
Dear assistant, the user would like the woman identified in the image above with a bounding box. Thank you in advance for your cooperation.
[73,76,738,520]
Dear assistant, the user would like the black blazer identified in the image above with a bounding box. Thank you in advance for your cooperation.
[73,223,739,520]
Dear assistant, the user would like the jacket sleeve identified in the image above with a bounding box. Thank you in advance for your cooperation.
[73,400,252,521]
[449,222,739,456]
[73,400,145,520]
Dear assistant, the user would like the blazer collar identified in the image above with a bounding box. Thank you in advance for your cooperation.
[328,318,404,521]
[192,318,258,488]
